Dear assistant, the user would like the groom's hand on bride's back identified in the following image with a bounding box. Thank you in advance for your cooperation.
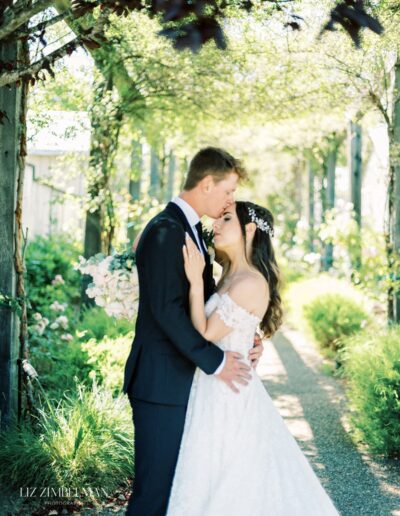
[216,351,252,394]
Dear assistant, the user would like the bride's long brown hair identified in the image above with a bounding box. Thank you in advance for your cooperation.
[216,201,283,338]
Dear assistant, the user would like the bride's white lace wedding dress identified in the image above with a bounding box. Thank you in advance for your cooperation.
[166,292,340,516]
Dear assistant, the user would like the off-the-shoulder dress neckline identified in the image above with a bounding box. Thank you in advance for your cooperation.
[211,291,262,322]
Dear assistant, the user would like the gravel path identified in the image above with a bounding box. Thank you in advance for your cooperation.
[260,326,400,516]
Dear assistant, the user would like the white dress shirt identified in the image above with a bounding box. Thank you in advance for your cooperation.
[171,196,226,375]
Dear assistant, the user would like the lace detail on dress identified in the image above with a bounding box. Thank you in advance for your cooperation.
[215,292,261,331]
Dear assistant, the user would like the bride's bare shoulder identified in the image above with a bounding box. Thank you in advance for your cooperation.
[227,272,270,316]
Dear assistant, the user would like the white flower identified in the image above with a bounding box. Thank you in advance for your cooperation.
[56,315,69,329]
[61,333,73,342]
[50,322,59,330]
[31,315,49,335]
[33,324,44,335]
[50,301,66,311]
[76,253,139,319]
[51,274,65,286]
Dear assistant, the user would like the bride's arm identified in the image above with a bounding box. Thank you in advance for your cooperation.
[183,234,233,342]
[182,233,209,336]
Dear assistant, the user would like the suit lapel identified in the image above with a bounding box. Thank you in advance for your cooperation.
[165,202,202,254]
[165,201,213,298]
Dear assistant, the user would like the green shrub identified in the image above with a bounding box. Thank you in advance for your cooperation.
[303,293,369,353]
[0,382,134,498]
[82,333,133,395]
[30,337,92,398]
[340,327,400,457]
[25,234,82,320]
[284,274,375,339]
[25,234,83,358]
[30,322,133,399]
[77,306,134,342]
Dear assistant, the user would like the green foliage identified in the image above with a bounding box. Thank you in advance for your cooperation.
[0,382,134,497]
[340,327,400,457]
[279,260,309,291]
[77,306,134,342]
[82,333,133,395]
[29,337,92,398]
[0,292,25,317]
[29,307,133,399]
[283,274,374,339]
[317,202,390,305]
[303,293,369,353]
[29,58,93,112]
[25,234,82,321]
[25,235,135,398]
[25,235,84,394]
[126,193,163,241]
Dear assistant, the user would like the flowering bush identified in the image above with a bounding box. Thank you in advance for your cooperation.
[25,234,81,319]
[29,307,73,344]
[75,251,139,320]
[25,234,82,349]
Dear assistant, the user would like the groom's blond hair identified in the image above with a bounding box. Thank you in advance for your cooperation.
[183,147,247,191]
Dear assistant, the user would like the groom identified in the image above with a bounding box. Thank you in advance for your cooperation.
[123,147,264,515]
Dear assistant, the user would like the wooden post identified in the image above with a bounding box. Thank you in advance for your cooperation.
[392,61,400,322]
[322,140,337,271]
[307,158,315,252]
[166,150,176,202]
[150,147,160,199]
[180,156,188,190]
[294,158,303,219]
[127,140,143,244]
[349,121,362,270]
[0,39,21,429]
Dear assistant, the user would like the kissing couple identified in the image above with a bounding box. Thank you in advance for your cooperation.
[123,147,339,515]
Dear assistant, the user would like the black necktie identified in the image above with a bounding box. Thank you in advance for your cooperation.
[194,221,208,257]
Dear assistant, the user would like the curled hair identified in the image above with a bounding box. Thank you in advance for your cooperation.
[217,201,283,338]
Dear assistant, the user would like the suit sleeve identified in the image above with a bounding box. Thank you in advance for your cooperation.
[140,219,224,375]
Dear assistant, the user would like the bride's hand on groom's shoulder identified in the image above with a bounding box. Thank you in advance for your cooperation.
[216,351,252,394]
[182,233,205,286]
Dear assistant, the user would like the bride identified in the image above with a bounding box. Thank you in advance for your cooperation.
[166,200,340,516]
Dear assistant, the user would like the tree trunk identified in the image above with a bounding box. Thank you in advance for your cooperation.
[349,121,362,270]
[150,147,160,198]
[294,158,302,219]
[127,140,143,244]
[0,39,21,429]
[166,150,176,202]
[180,156,188,190]
[389,60,400,323]
[321,143,337,271]
[81,77,122,307]
[307,158,315,252]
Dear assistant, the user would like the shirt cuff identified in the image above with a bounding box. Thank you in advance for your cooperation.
[213,353,226,375]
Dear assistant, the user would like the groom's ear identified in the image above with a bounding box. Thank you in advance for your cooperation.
[201,175,214,193]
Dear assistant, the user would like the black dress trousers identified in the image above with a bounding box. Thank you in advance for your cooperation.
[125,394,188,516]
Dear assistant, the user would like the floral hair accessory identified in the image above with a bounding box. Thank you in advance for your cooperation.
[248,207,274,237]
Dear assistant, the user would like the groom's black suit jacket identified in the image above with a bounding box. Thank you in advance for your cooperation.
[122,202,224,406]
